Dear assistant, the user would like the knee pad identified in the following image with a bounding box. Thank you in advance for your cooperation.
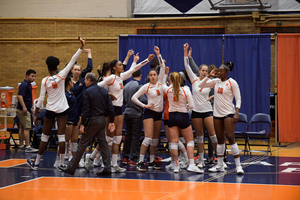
[170,142,178,150]
[230,143,239,156]
[142,137,152,147]
[41,133,50,142]
[186,140,194,147]
[196,135,204,143]
[113,135,122,145]
[179,137,185,144]
[150,139,159,146]
[217,143,225,156]
[178,140,185,150]
[71,142,78,152]
[210,134,218,143]
[106,136,113,146]
[58,134,66,143]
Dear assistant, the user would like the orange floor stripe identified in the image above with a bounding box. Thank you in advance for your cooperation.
[0,159,26,168]
[0,177,299,200]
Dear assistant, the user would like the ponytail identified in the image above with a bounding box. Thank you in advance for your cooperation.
[170,72,180,102]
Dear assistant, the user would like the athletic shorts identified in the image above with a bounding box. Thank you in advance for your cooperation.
[191,111,213,119]
[168,112,190,129]
[113,106,123,116]
[213,114,235,120]
[163,120,169,126]
[67,121,78,126]
[45,109,68,119]
[16,109,31,129]
[143,109,162,121]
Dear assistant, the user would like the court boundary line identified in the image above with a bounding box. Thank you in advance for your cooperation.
[0,177,42,190]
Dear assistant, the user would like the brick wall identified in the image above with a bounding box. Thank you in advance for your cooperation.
[0,15,299,98]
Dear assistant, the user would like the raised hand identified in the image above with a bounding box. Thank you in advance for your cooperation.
[127,49,134,58]
[208,68,218,78]
[148,54,155,61]
[154,46,160,56]
[133,53,140,63]
[84,49,91,54]
[165,67,169,75]
[183,43,189,52]
[188,47,192,58]
[78,35,87,49]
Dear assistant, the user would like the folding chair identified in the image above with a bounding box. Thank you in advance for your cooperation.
[234,113,248,155]
[7,116,19,148]
[245,113,272,156]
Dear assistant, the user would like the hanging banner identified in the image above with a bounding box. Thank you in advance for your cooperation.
[134,0,300,15]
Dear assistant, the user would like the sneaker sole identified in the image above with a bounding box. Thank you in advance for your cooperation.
[26,161,38,171]
[137,168,146,172]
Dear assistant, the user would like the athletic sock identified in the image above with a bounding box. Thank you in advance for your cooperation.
[60,154,65,165]
[189,159,195,165]
[139,154,145,163]
[199,152,204,161]
[91,148,99,160]
[150,155,155,163]
[35,154,42,165]
[183,152,188,163]
[112,154,118,167]
[234,157,241,166]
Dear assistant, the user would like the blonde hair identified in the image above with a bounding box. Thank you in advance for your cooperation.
[170,72,181,102]
[199,64,208,70]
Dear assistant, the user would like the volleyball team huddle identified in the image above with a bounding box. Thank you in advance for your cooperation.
[27,35,244,175]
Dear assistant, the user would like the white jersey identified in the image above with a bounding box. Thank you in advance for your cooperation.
[184,57,212,113]
[98,58,150,107]
[162,84,194,113]
[198,76,241,117]
[132,54,166,112]
[37,48,82,113]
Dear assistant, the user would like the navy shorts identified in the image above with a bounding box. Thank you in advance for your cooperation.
[191,111,213,119]
[67,121,78,126]
[143,109,162,121]
[163,120,169,126]
[114,106,123,116]
[213,114,235,120]
[45,109,68,119]
[168,112,190,129]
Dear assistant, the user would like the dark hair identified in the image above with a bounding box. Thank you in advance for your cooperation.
[85,72,97,83]
[65,76,72,88]
[150,59,159,69]
[26,69,36,76]
[110,60,119,74]
[46,56,60,71]
[179,70,191,86]
[132,69,142,78]
[225,61,234,71]
[148,68,158,75]
[102,62,111,76]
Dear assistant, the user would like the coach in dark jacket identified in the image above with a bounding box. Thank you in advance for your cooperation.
[59,72,115,175]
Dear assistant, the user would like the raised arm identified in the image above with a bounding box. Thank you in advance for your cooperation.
[184,43,198,83]
[188,47,199,74]
[121,54,155,81]
[123,49,134,70]
[97,75,115,88]
[155,46,166,84]
[80,49,93,78]
[59,35,86,79]
[198,69,218,88]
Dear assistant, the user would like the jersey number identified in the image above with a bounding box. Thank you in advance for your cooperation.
[199,88,203,92]
[119,83,123,89]
[156,90,160,96]
[217,87,223,94]
[52,82,58,89]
